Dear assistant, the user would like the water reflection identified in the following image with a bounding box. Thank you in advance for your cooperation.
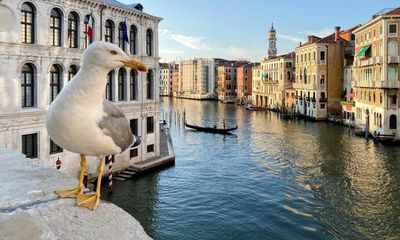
[105,97,400,240]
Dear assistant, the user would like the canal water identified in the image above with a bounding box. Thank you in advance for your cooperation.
[102,97,400,240]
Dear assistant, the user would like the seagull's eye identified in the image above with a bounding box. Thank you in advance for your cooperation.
[110,50,117,55]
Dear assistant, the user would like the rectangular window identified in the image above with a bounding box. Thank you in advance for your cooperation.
[147,144,154,153]
[147,116,154,134]
[389,24,397,35]
[130,119,138,136]
[22,133,38,159]
[130,148,138,158]
[50,139,63,154]
[388,67,398,81]
[320,51,325,61]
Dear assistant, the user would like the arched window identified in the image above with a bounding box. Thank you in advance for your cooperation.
[83,14,94,48]
[50,8,62,46]
[390,114,397,129]
[68,12,79,48]
[21,63,35,107]
[388,41,398,57]
[130,25,137,54]
[21,2,35,44]
[287,71,291,81]
[68,65,78,81]
[118,22,126,51]
[146,29,153,56]
[130,69,137,100]
[50,64,62,102]
[106,70,114,101]
[373,92,376,102]
[118,68,126,101]
[303,69,307,83]
[105,20,114,43]
[146,69,153,99]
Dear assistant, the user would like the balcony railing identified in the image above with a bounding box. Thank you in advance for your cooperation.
[319,97,327,102]
[388,56,400,64]
[352,80,400,88]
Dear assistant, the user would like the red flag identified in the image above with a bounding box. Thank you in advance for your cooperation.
[87,12,93,40]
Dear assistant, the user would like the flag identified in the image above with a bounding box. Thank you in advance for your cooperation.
[122,18,129,43]
[87,12,93,41]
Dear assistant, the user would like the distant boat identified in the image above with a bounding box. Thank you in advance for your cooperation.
[185,122,237,134]
[245,104,263,111]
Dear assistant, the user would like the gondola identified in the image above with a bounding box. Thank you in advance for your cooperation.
[185,122,238,134]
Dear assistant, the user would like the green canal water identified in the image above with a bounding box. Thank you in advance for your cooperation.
[102,97,400,239]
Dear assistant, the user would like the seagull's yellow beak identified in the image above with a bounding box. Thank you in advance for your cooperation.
[121,60,148,72]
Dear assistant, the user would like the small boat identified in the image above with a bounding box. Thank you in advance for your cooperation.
[185,122,237,134]
[245,104,263,111]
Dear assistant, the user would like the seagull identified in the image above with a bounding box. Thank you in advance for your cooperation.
[46,41,147,210]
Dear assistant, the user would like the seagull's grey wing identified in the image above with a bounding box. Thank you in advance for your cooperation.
[98,99,134,152]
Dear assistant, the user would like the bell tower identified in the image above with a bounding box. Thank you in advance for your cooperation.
[268,22,277,58]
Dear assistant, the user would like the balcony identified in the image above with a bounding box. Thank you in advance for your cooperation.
[388,56,400,64]
[293,83,317,90]
[319,97,327,102]
[353,80,400,88]
[311,97,316,102]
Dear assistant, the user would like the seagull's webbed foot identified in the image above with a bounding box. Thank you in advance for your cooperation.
[76,193,100,210]
[76,156,105,211]
[55,154,87,198]
[56,188,84,198]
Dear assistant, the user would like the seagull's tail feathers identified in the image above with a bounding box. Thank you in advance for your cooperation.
[131,136,141,148]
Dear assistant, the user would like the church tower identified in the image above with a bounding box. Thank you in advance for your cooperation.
[268,23,277,58]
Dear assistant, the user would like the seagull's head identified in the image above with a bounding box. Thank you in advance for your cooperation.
[81,41,148,72]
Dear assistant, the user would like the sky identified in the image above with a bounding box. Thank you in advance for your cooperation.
[120,0,399,62]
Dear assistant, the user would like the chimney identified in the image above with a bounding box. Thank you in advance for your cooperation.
[335,26,341,41]
[299,42,302,47]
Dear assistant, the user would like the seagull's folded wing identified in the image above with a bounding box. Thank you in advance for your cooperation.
[98,99,135,153]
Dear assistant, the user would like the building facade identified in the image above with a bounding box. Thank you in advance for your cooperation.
[0,0,162,175]
[294,27,356,120]
[259,53,295,110]
[352,8,400,138]
[175,58,215,99]
[237,63,255,105]
[159,62,176,96]
[172,68,179,95]
[252,64,264,106]
[217,63,237,103]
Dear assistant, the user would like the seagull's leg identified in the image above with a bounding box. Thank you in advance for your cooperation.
[56,154,86,198]
[76,156,105,210]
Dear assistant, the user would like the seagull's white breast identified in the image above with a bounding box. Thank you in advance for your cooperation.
[46,71,121,156]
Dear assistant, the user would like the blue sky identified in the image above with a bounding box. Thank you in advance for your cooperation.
[120,0,399,62]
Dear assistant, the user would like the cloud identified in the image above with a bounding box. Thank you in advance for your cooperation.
[277,34,304,43]
[159,29,212,51]
[160,48,185,55]
[278,27,333,43]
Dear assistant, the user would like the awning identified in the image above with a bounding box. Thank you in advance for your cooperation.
[261,73,268,79]
[356,45,370,57]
